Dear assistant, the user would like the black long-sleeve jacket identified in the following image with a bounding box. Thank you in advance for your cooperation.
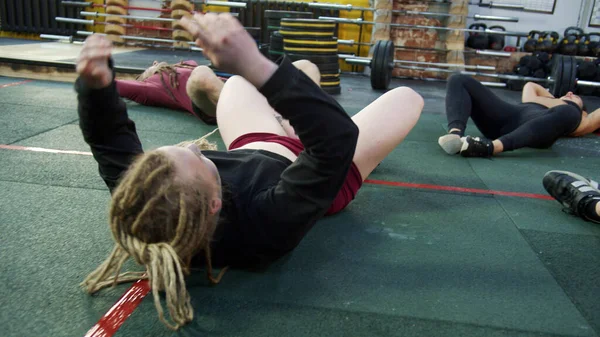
[76,56,359,269]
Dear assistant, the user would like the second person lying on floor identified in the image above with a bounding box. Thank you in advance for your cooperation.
[439,74,600,157]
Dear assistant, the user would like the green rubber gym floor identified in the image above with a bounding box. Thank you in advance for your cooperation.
[1,40,600,337]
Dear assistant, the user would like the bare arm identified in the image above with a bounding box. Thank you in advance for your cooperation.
[571,108,600,136]
[522,82,554,102]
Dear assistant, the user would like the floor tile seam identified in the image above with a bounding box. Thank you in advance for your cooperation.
[7,118,80,145]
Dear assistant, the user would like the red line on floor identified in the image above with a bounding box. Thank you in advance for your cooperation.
[0,79,32,89]
[365,179,554,200]
[84,280,150,337]
[1,144,553,200]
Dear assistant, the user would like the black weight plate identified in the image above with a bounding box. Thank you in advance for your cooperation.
[550,55,564,97]
[321,73,340,79]
[279,29,335,38]
[281,18,336,25]
[284,46,338,53]
[316,62,340,72]
[565,55,577,95]
[264,10,313,19]
[371,40,395,90]
[322,85,341,95]
[283,37,338,47]
[321,81,341,87]
[286,52,339,64]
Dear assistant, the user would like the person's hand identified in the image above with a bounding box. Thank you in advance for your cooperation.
[180,13,277,87]
[76,35,113,89]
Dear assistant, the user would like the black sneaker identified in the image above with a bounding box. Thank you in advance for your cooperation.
[543,170,600,223]
[459,136,494,157]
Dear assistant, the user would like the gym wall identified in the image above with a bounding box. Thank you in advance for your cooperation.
[467,0,600,48]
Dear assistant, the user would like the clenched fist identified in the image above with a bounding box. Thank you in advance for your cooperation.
[76,35,113,89]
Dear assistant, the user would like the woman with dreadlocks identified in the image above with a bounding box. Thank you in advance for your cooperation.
[115,60,220,124]
[76,13,423,330]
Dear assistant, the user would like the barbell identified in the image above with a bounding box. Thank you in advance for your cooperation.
[62,0,247,9]
[307,2,519,22]
[320,16,529,38]
[344,40,600,95]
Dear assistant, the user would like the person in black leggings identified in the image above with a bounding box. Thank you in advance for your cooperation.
[438,74,600,157]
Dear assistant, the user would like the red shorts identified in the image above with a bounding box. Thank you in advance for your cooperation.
[229,133,363,215]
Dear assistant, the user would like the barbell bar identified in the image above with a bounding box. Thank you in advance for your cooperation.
[56,17,179,32]
[338,55,495,71]
[337,39,512,57]
[345,40,600,95]
[307,2,519,22]
[62,0,246,8]
[319,16,529,37]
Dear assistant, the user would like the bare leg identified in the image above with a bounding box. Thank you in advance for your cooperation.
[216,75,287,148]
[351,87,423,180]
[292,60,320,85]
[186,66,224,118]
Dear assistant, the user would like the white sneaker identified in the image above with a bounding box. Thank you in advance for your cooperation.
[438,134,464,155]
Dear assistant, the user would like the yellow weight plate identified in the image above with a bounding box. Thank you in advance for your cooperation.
[170,0,194,11]
[106,0,127,6]
[105,15,127,25]
[283,38,337,46]
[320,80,341,86]
[281,22,336,29]
[105,34,125,44]
[171,9,192,19]
[279,30,334,37]
[106,5,127,15]
[104,24,126,36]
[173,30,193,41]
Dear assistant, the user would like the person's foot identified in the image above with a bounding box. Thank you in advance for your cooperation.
[187,66,225,121]
[459,136,494,157]
[438,134,464,154]
[543,170,600,223]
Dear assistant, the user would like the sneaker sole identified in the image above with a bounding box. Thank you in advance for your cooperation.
[544,170,600,192]
[543,171,600,218]
[438,135,463,155]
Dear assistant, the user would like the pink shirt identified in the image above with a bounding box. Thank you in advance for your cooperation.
[116,60,198,113]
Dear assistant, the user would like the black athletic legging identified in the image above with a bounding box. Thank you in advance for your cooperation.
[446,74,582,151]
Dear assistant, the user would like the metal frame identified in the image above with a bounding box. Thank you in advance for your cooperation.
[475,0,556,14]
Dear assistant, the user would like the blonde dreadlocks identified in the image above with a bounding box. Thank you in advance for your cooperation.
[136,61,199,104]
[81,130,227,330]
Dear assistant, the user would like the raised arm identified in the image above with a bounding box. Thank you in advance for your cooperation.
[522,82,554,102]
[181,13,359,249]
[75,35,143,192]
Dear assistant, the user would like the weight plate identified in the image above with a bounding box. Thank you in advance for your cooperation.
[284,46,338,53]
[286,53,339,64]
[321,73,340,79]
[565,55,577,95]
[316,62,340,72]
[321,80,341,86]
[322,85,341,95]
[104,24,125,36]
[106,5,127,15]
[264,10,313,19]
[283,38,338,47]
[371,40,395,90]
[170,0,194,11]
[281,18,335,25]
[279,30,335,37]
[551,55,576,97]
[550,55,564,97]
